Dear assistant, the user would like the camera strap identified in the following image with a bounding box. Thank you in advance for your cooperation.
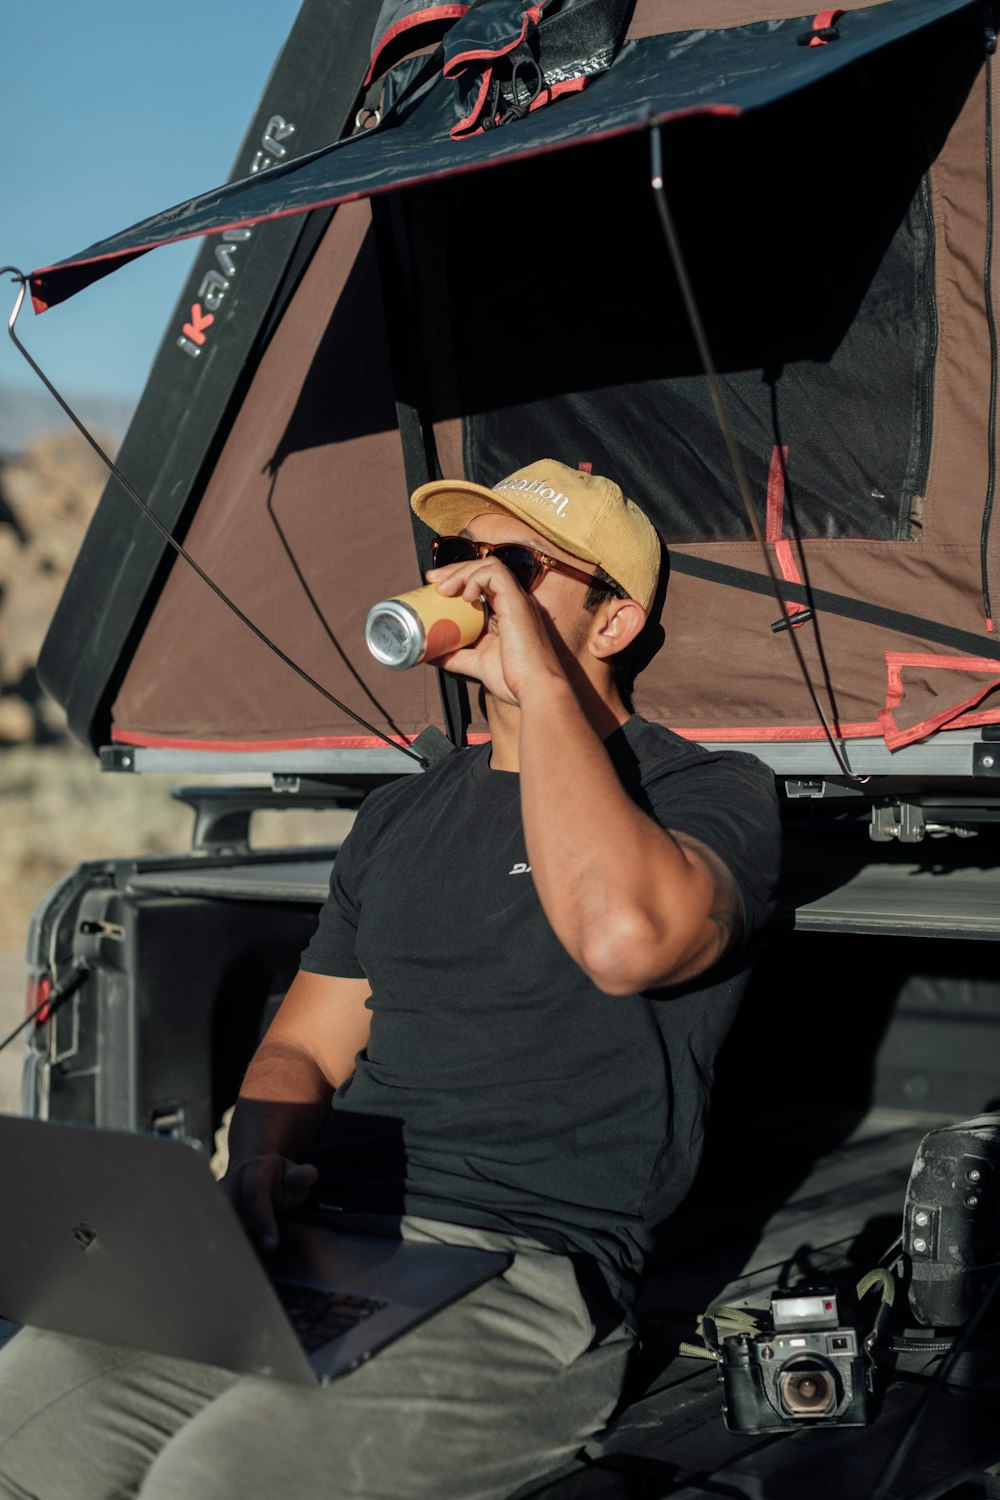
[857,1266,896,1356]
[683,1302,769,1362]
[669,1270,903,1363]
[857,1260,981,1356]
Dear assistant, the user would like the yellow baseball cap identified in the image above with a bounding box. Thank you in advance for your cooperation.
[411,459,661,612]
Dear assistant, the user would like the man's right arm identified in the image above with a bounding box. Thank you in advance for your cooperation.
[222,969,372,1250]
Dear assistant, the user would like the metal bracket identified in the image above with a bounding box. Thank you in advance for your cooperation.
[99,745,138,773]
[870,801,926,843]
[973,744,1000,775]
[784,779,864,801]
[784,779,827,799]
[149,1104,187,1139]
[905,1203,940,1259]
[171,781,382,854]
[171,788,264,854]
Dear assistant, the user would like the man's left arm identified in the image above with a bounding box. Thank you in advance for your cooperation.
[517,677,755,996]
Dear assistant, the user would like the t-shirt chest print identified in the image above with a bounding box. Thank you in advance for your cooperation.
[353,770,543,981]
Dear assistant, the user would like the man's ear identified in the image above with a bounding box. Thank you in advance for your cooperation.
[588,598,647,661]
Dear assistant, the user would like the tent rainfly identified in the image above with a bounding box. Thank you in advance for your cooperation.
[31,0,1000,764]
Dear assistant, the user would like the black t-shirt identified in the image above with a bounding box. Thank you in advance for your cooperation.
[300,715,781,1308]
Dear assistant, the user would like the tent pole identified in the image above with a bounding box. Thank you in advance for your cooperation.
[371,196,471,750]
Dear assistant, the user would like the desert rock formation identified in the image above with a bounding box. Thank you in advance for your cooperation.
[0,429,110,743]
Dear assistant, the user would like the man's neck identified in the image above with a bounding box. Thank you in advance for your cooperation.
[485,683,631,772]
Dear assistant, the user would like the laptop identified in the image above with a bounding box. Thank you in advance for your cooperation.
[0,1115,510,1385]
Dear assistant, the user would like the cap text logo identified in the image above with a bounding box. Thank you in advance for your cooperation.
[494,477,570,517]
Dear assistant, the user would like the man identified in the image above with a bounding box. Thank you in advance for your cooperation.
[0,460,781,1500]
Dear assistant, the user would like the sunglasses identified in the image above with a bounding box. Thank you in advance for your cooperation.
[431,535,606,593]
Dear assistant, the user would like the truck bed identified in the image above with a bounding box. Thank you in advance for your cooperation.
[543,1108,1000,1499]
[3,1105,995,1498]
[13,839,1000,1495]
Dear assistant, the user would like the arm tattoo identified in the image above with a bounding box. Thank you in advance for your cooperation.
[669,830,743,964]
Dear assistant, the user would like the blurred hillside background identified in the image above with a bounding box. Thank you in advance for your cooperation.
[0,414,193,958]
[0,417,194,1112]
[0,414,351,1114]
[0,1,311,1112]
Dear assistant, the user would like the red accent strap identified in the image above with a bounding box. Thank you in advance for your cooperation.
[364,5,469,87]
[807,8,844,45]
[773,541,800,584]
[525,76,589,116]
[765,446,785,541]
[578,460,592,473]
[764,444,804,624]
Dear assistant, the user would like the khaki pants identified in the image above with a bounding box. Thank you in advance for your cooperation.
[0,1217,633,1500]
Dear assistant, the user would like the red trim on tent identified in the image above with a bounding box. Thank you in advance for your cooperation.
[674,709,1000,744]
[678,650,1000,748]
[110,728,492,752]
[877,652,1000,750]
[112,728,415,752]
[364,5,469,86]
[443,5,544,72]
[674,721,883,743]
[109,713,1000,753]
[526,77,589,114]
[451,67,496,137]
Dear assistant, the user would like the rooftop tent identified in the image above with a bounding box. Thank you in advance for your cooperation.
[33,0,1000,768]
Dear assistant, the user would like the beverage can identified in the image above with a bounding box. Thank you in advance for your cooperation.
[365,585,485,670]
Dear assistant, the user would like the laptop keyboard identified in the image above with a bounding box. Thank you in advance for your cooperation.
[275,1283,389,1353]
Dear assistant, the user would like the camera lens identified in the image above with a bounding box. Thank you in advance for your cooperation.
[777,1358,837,1417]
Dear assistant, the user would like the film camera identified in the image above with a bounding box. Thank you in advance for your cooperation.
[711,1288,874,1434]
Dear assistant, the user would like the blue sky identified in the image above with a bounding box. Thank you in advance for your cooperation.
[0,1,303,406]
